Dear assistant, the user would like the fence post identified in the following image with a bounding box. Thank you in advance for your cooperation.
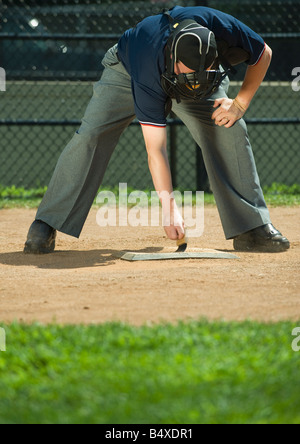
[196,148,210,192]
[0,67,6,92]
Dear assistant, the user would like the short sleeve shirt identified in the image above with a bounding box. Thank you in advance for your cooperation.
[117,6,265,127]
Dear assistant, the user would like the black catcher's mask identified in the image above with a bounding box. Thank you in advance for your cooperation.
[161,16,230,103]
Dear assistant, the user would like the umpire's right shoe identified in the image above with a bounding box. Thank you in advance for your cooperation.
[233,223,290,253]
[24,220,56,254]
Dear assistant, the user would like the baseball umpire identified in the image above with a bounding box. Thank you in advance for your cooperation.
[24,5,290,254]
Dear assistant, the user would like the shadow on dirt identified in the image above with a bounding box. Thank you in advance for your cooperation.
[0,247,164,269]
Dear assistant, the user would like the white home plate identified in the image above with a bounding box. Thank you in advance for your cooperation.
[121,248,239,262]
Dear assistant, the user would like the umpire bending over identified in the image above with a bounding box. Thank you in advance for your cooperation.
[24,5,290,254]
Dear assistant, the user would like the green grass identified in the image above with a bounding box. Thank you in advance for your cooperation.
[262,183,300,206]
[0,320,299,424]
[0,183,299,209]
[0,185,47,209]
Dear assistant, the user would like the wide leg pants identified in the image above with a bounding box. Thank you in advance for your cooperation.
[36,44,271,239]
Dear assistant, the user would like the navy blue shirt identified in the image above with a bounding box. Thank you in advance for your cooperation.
[118,6,266,127]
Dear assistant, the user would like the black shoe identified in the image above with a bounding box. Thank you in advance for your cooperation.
[233,223,290,253]
[24,220,57,254]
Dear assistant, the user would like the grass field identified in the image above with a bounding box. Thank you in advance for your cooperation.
[1,321,300,424]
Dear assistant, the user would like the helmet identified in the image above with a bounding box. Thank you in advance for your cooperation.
[161,19,228,102]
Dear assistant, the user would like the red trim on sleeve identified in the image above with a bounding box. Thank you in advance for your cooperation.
[250,42,266,66]
[139,122,167,128]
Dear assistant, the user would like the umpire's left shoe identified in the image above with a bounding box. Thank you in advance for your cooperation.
[233,223,290,253]
[24,220,56,254]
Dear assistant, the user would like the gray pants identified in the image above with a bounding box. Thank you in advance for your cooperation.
[36,44,271,239]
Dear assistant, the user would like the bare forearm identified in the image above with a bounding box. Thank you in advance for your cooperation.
[236,43,272,109]
[148,150,173,196]
[141,125,184,240]
[212,44,272,127]
[148,150,179,222]
[142,125,174,207]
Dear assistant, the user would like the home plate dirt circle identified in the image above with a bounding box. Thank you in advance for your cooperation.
[0,207,299,325]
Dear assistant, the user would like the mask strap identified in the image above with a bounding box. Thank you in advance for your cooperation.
[217,53,237,76]
[163,9,176,29]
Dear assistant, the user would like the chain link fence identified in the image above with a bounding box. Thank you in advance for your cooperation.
[0,0,299,190]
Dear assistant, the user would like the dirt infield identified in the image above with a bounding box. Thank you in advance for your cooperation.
[0,206,299,325]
